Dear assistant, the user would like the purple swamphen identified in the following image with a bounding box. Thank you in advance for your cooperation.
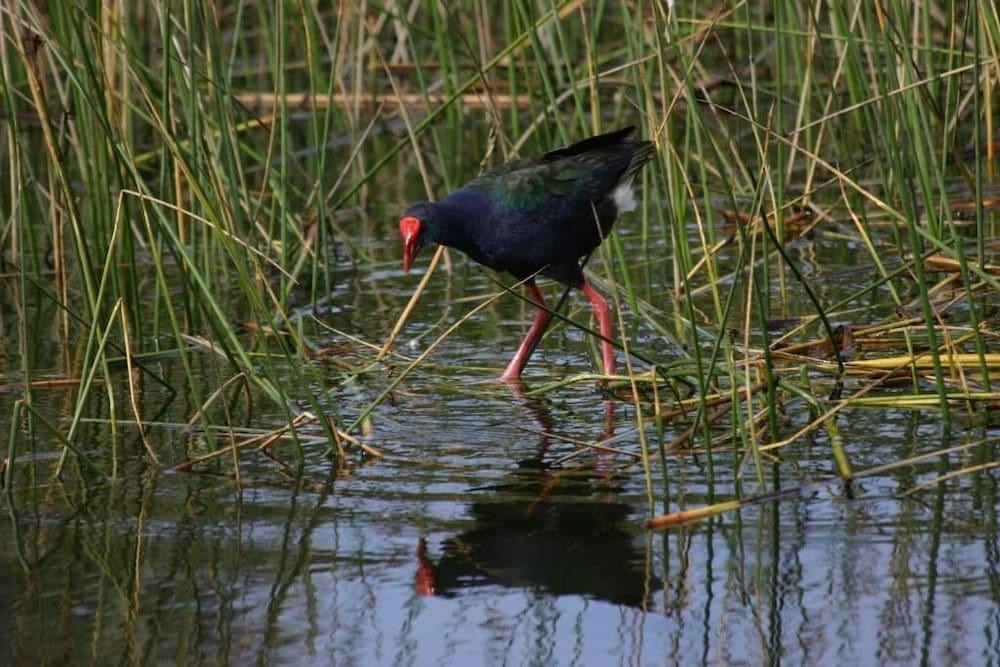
[399,126,655,381]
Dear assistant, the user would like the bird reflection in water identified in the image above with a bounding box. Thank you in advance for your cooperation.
[415,464,655,608]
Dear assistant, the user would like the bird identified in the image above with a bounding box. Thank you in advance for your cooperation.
[399,126,655,381]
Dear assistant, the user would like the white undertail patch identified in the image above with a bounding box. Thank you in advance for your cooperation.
[611,182,637,213]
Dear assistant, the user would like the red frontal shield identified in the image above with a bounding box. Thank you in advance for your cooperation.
[399,216,422,273]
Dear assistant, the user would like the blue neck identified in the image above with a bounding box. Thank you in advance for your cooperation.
[430,188,492,249]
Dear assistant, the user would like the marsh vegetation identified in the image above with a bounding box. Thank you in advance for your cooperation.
[1,1,998,663]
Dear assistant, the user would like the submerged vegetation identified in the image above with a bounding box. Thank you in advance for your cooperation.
[1,0,998,520]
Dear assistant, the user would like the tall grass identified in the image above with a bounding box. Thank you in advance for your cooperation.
[1,2,998,510]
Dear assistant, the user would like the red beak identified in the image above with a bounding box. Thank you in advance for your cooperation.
[399,216,422,273]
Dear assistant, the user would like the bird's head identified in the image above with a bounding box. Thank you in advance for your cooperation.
[399,203,435,273]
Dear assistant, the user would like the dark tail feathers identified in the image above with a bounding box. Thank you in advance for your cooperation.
[624,139,656,179]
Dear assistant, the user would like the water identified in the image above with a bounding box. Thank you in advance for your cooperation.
[2,184,999,666]
[3,424,996,664]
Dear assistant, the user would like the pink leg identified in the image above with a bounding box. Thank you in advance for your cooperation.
[580,282,616,377]
[500,279,551,382]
